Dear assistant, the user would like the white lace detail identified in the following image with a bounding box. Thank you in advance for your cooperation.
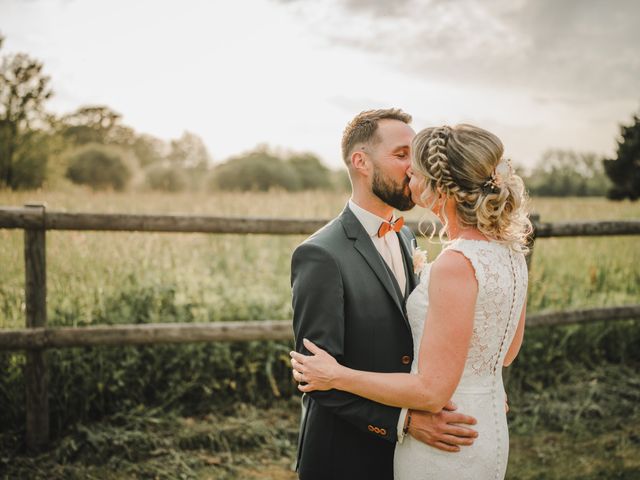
[395,239,528,480]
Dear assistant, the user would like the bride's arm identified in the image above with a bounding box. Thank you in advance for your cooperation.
[291,251,477,413]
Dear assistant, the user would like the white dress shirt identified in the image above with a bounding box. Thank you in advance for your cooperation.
[348,199,409,442]
[348,199,406,294]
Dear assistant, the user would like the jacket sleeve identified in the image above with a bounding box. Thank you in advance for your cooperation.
[291,241,401,443]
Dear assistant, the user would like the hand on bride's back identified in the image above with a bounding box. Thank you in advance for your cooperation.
[290,338,341,392]
[409,402,479,453]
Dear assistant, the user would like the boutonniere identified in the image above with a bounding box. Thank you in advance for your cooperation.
[411,241,427,276]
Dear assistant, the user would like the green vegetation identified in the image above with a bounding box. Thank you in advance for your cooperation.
[0,192,639,479]
[65,144,133,191]
[604,112,640,201]
[522,150,611,197]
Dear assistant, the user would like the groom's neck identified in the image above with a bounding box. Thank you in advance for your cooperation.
[351,190,394,221]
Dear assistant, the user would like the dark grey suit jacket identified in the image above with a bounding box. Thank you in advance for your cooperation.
[291,205,419,480]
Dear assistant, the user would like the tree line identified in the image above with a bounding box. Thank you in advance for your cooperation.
[0,34,637,199]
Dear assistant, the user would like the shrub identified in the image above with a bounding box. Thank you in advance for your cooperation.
[210,149,301,192]
[66,144,132,191]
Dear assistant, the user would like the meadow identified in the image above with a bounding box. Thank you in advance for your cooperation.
[0,189,639,479]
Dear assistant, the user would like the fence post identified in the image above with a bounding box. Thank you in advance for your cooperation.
[24,203,49,451]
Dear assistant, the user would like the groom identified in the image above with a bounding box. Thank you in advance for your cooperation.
[291,109,478,480]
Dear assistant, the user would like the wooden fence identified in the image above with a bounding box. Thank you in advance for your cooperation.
[1,204,639,451]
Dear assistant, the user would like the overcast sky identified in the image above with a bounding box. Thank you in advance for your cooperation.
[1,0,638,168]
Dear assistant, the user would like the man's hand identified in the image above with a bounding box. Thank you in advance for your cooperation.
[408,401,478,453]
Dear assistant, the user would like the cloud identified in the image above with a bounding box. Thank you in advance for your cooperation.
[280,0,640,104]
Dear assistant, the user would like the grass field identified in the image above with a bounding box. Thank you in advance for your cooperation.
[1,189,639,479]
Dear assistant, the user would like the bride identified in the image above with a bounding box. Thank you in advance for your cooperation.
[290,124,532,479]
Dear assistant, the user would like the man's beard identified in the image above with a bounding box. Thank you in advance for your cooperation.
[372,166,415,211]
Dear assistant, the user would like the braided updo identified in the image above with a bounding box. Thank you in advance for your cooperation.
[411,124,532,252]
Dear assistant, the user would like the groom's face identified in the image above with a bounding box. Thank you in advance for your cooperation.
[368,120,416,211]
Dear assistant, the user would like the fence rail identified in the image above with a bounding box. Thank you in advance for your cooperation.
[1,305,639,350]
[1,204,639,451]
[2,206,640,236]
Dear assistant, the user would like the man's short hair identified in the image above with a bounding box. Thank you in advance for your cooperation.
[341,108,412,166]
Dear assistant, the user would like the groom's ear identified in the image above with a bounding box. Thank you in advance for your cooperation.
[351,148,370,176]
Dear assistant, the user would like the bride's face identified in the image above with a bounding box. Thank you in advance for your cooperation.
[408,166,443,215]
[408,166,428,207]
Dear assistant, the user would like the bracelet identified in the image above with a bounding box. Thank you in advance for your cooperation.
[403,410,412,435]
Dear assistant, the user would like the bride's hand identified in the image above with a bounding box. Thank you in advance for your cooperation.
[290,338,341,392]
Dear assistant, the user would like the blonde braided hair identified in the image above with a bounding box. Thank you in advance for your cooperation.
[412,124,533,252]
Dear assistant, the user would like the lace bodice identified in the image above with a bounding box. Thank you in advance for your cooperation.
[405,239,528,389]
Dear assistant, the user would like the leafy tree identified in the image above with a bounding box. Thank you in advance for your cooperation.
[210,147,301,191]
[66,143,132,191]
[604,112,640,201]
[0,34,53,189]
[10,129,51,189]
[168,131,211,169]
[524,150,611,197]
[59,105,135,147]
[132,134,167,167]
[289,153,332,190]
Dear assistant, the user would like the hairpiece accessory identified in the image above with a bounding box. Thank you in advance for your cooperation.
[482,158,513,194]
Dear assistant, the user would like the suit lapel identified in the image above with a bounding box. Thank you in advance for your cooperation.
[340,206,408,323]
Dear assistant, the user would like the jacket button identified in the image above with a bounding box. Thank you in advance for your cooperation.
[367,425,374,432]
[401,355,411,365]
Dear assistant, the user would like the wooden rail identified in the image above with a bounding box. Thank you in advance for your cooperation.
[1,206,640,237]
[1,204,638,451]
[0,305,639,350]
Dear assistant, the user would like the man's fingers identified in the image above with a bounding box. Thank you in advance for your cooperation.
[431,441,460,453]
[440,433,475,447]
[442,411,477,426]
[442,425,478,439]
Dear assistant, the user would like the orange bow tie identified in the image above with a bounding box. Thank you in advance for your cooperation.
[377,216,404,237]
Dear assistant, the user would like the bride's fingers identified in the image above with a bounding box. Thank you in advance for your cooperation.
[290,358,305,371]
[298,383,314,393]
[291,363,307,375]
[290,351,307,364]
[302,338,323,355]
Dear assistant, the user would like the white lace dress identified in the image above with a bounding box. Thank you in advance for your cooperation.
[394,239,528,480]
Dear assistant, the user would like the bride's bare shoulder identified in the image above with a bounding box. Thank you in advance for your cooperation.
[430,249,476,288]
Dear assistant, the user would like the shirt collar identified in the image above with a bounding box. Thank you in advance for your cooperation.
[348,199,397,238]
